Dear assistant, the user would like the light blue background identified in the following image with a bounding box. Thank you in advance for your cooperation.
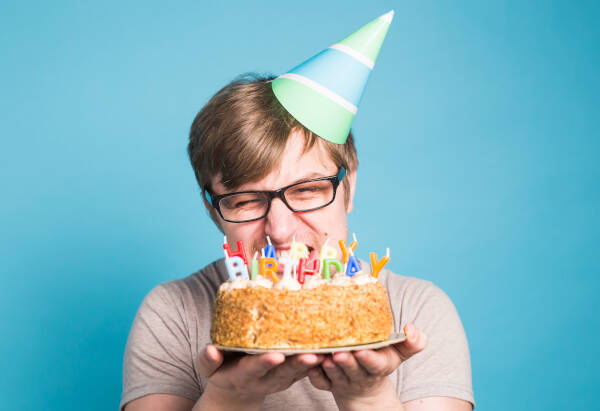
[1,1,598,409]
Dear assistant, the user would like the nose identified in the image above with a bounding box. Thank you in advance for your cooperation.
[264,197,297,245]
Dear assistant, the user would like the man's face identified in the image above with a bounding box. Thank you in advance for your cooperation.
[208,130,356,263]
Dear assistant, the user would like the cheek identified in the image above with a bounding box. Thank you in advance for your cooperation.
[222,222,266,254]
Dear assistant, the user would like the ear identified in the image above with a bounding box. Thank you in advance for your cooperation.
[345,169,357,214]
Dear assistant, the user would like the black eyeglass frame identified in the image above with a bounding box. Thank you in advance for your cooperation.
[203,167,346,223]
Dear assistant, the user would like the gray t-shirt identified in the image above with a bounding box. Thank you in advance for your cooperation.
[121,259,474,410]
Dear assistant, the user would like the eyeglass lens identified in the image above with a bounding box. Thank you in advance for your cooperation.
[219,179,335,222]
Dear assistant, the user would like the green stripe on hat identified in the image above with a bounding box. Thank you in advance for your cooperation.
[337,12,392,63]
[273,77,355,144]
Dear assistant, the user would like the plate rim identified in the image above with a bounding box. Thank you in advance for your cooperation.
[214,332,406,355]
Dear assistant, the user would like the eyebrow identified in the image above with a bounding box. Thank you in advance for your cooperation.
[221,171,334,192]
[288,171,331,185]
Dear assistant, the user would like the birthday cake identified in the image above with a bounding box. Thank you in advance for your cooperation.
[211,238,393,349]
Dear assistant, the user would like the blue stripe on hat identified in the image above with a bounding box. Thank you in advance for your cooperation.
[288,48,372,108]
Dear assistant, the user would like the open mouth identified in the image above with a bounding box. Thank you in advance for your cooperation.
[273,246,318,275]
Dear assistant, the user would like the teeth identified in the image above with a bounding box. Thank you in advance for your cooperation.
[277,250,291,259]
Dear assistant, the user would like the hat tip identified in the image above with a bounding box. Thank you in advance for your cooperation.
[379,10,394,24]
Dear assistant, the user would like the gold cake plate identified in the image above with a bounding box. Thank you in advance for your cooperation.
[214,332,406,356]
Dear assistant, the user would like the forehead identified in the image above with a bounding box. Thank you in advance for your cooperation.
[213,131,337,192]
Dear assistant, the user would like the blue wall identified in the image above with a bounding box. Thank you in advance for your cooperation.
[1,1,598,409]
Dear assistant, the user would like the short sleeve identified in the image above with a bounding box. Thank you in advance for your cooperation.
[395,280,474,407]
[120,284,202,410]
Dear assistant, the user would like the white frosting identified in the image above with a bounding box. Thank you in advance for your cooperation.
[219,276,273,291]
[302,275,329,290]
[331,272,353,286]
[275,272,302,290]
[220,271,378,292]
[248,276,273,288]
[352,271,378,285]
[219,278,251,291]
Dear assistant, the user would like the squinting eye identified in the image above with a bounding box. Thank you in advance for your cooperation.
[295,186,321,193]
[233,199,262,208]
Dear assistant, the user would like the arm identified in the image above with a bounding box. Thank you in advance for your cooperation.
[125,394,195,411]
[403,397,472,411]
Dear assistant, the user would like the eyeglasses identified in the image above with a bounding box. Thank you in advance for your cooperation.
[204,167,346,223]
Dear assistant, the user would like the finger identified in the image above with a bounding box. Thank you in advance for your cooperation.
[393,323,428,361]
[198,345,224,378]
[353,348,395,375]
[239,352,286,378]
[296,353,325,367]
[308,366,332,391]
[332,351,369,381]
[265,353,324,383]
[321,356,349,384]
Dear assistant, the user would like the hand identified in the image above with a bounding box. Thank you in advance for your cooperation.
[197,345,324,407]
[307,323,427,409]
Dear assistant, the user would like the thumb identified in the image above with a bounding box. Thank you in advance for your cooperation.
[393,323,428,362]
[198,345,224,378]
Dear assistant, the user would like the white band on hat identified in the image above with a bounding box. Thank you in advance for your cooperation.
[329,44,375,69]
[278,73,358,114]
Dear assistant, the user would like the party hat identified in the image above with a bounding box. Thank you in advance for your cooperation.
[272,10,394,144]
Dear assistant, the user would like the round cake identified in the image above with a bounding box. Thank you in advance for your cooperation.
[211,272,393,349]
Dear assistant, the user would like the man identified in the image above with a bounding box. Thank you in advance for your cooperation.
[122,12,473,410]
[121,75,473,411]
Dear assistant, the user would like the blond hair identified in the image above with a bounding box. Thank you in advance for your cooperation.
[188,73,358,215]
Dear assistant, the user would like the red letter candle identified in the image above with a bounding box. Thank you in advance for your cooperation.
[297,258,320,284]
[223,240,248,265]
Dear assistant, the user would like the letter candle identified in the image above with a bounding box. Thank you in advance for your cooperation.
[322,259,343,280]
[345,249,361,277]
[290,236,309,260]
[223,246,249,281]
[260,257,279,283]
[250,251,259,280]
[264,235,277,259]
[279,255,294,280]
[297,258,320,284]
[223,236,248,265]
[369,247,390,278]
[338,239,358,264]
[320,239,338,277]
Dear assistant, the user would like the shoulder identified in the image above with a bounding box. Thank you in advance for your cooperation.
[143,258,229,307]
[378,268,450,309]
[132,258,229,334]
[377,268,465,337]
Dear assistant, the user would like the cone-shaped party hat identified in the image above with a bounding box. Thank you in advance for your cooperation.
[272,10,394,144]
